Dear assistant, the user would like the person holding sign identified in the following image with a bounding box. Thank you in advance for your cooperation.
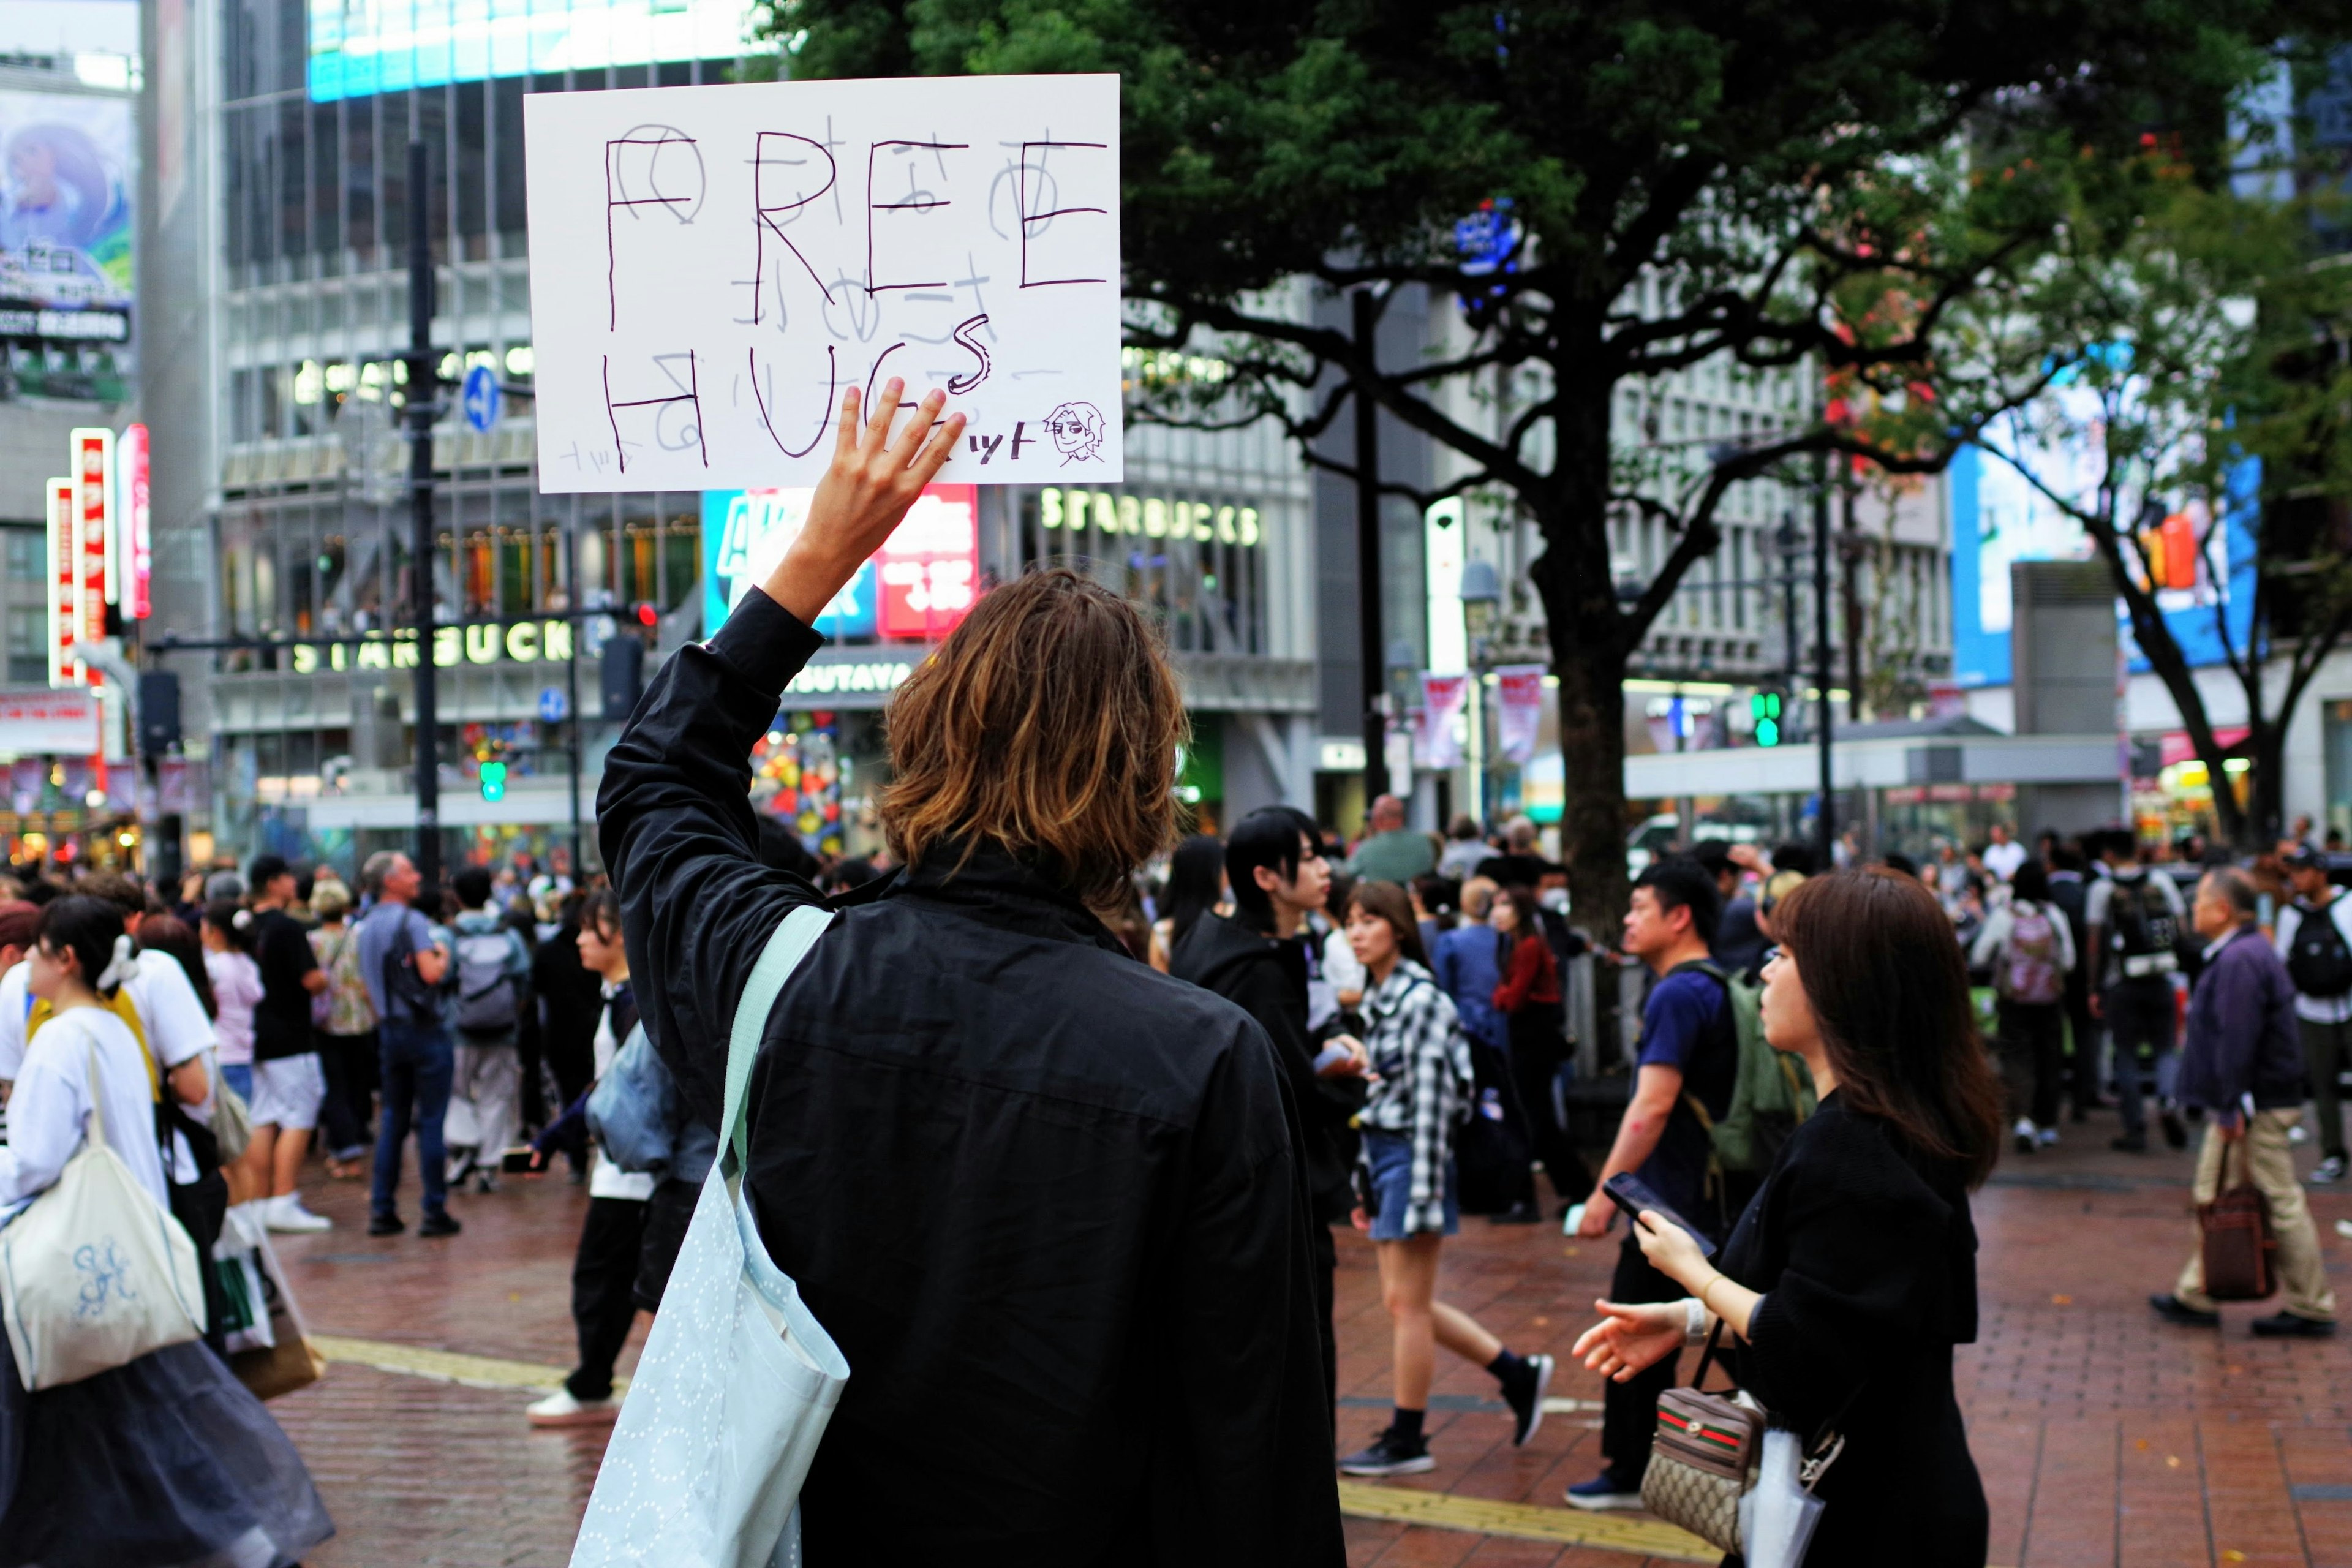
[596,380,1342,1562]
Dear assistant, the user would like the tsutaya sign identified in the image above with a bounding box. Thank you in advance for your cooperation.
[284,620,576,674]
[523,74,1123,492]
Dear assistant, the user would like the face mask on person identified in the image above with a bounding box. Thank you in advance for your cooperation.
[1539,888,1569,914]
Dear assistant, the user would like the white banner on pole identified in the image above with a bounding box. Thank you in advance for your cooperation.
[1494,664,1546,765]
[523,74,1123,492]
[1418,673,1466,769]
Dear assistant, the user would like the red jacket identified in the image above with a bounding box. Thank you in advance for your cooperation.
[1493,932,1561,1013]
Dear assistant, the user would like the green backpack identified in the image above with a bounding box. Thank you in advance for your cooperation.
[1672,960,1817,1177]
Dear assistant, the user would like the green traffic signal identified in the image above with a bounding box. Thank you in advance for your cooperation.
[479,760,508,802]
[1751,690,1783,747]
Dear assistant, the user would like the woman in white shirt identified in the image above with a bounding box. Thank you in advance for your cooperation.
[0,895,333,1568]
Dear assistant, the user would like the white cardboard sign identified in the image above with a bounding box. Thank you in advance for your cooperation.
[523,73,1122,492]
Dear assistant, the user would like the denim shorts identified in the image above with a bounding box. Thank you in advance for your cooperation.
[1362,1128,1458,1242]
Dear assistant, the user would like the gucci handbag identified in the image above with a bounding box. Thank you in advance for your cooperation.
[1641,1321,1762,1551]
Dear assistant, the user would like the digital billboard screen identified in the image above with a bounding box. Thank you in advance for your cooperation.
[0,89,134,339]
[307,0,761,103]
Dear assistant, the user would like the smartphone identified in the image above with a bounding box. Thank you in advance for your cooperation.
[500,1146,537,1174]
[1602,1172,1717,1257]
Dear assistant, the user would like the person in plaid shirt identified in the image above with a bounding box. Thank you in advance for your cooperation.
[1338,880,1553,1477]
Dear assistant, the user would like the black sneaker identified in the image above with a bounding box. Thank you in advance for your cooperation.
[2159,1107,2189,1150]
[1337,1426,1435,1476]
[2250,1311,2336,1338]
[1499,1353,1555,1447]
[1564,1470,1646,1510]
[2149,1293,2220,1328]
[418,1210,462,1238]
[367,1212,405,1237]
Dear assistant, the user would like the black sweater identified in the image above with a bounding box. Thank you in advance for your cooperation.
[595,587,1342,1567]
[1717,1092,1988,1568]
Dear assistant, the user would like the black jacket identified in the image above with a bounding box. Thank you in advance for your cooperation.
[1717,1093,1988,1568]
[596,587,1342,1567]
[1169,911,1364,1222]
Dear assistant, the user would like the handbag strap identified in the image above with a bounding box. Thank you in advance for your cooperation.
[1690,1314,1730,1392]
[721,903,834,1175]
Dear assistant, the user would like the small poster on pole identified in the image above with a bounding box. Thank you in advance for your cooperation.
[1418,673,1467,769]
[523,74,1122,492]
[1494,665,1547,764]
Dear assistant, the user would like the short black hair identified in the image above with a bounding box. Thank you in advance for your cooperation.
[1634,856,1722,944]
[1769,842,1819,878]
[36,894,126,995]
[249,853,292,890]
[1690,839,1734,876]
[453,865,494,909]
[1882,852,1919,878]
[2011,859,2051,903]
[1226,806,1319,929]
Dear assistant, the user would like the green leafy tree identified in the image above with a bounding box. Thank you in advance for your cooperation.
[1969,134,2352,848]
[769,0,2306,924]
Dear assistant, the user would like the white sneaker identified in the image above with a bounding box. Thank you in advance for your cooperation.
[263,1194,333,1233]
[527,1389,622,1428]
[2037,1126,2060,1147]
[2013,1118,2037,1154]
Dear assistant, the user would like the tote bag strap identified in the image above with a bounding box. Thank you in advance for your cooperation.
[722,903,835,1175]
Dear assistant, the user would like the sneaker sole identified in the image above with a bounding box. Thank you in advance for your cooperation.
[1514,1355,1555,1447]
[1338,1455,1437,1476]
[1562,1490,1646,1511]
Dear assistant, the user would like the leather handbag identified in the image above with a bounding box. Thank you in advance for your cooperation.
[2199,1139,2278,1302]
[1640,1320,1763,1552]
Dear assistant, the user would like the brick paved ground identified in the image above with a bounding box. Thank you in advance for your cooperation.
[258,1102,2352,1567]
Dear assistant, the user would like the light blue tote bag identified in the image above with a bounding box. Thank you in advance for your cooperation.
[570,904,848,1568]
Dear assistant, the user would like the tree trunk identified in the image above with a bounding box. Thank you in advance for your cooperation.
[1550,630,1632,941]
[2244,717,2284,848]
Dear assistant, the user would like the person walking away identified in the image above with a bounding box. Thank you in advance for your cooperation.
[0,895,334,1568]
[307,883,377,1178]
[1572,869,1997,1567]
[1493,884,1591,1206]
[443,865,531,1193]
[1170,806,1369,1417]
[2150,869,2338,1336]
[242,855,334,1232]
[202,899,264,1203]
[532,894,601,1175]
[524,890,655,1425]
[1350,793,1438,884]
[1567,857,1738,1510]
[2274,843,2352,1185]
[2087,831,2190,1152]
[1970,859,2076,1155]
[1335,880,1552,1477]
[2047,841,2103,1123]
[595,380,1340,1562]
[503,892,549,1131]
[1149,832,1227,973]
[353,850,457,1237]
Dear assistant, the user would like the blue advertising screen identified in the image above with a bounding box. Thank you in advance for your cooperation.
[307,0,761,103]
[701,489,876,640]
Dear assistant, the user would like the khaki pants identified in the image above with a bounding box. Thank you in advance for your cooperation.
[2175,1109,2337,1321]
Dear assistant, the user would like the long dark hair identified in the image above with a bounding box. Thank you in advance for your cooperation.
[1772,868,2004,1188]
[137,913,217,1020]
[1161,834,1225,949]
[1344,880,1431,972]
[35,895,126,999]
[202,897,257,956]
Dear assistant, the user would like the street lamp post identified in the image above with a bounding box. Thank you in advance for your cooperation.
[1812,447,1835,870]
[405,139,442,890]
[1459,556,1502,829]
[1351,288,1388,812]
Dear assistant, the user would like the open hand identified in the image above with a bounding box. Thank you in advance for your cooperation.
[1572,1298,1686,1384]
[764,378,965,625]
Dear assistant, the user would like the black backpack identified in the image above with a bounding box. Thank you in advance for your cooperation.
[2106,876,2180,962]
[2288,901,2352,999]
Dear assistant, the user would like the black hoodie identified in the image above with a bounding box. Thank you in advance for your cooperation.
[1170,911,1365,1222]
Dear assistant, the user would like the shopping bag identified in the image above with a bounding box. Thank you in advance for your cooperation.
[1736,1427,1829,1568]
[570,903,848,1568]
[230,1213,325,1400]
[214,1204,276,1354]
[0,1041,207,1390]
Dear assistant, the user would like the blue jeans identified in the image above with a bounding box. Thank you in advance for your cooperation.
[2107,979,2179,1137]
[372,1017,455,1219]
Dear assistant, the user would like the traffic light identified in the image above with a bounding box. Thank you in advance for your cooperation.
[478,758,508,802]
[1751,689,1784,748]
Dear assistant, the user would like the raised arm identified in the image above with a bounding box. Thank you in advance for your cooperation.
[597,381,962,1121]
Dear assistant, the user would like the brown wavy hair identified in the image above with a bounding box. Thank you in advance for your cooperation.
[878,568,1186,906]
[1771,867,2004,1188]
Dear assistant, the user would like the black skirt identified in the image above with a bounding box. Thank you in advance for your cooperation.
[0,1333,333,1568]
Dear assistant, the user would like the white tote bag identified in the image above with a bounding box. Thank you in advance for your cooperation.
[570,904,849,1568]
[0,1039,206,1391]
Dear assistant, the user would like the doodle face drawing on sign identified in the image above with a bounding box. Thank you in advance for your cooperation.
[1044,402,1104,465]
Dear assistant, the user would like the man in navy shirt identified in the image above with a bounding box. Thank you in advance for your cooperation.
[1566,858,1737,1510]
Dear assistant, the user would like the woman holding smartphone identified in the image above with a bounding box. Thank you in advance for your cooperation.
[1572,869,1999,1565]
[1338,880,1552,1478]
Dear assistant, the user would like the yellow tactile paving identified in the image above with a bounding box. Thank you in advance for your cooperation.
[314,1333,1708,1561]
[1334,1480,1719,1560]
